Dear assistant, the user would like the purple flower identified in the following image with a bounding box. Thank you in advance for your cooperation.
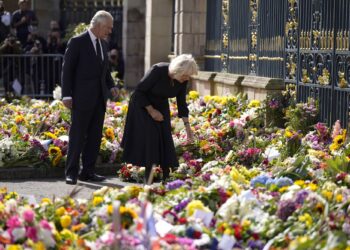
[166,180,185,190]
[174,198,190,212]
[277,200,297,221]
[295,190,309,204]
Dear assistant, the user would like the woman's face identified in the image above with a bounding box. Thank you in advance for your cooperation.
[175,74,191,83]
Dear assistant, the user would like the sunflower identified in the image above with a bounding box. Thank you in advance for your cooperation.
[330,130,346,151]
[120,206,138,229]
[48,146,61,155]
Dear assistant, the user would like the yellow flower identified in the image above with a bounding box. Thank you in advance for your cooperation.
[107,204,113,215]
[60,215,72,228]
[92,196,104,207]
[307,183,318,191]
[330,130,347,151]
[199,140,208,148]
[188,90,199,100]
[60,229,76,240]
[284,128,294,138]
[294,180,305,187]
[120,206,138,219]
[41,197,52,204]
[0,202,4,211]
[123,185,143,198]
[242,219,251,228]
[33,241,46,250]
[335,194,343,203]
[186,200,207,216]
[298,213,313,228]
[5,191,19,201]
[105,127,115,140]
[48,146,61,156]
[14,115,24,124]
[231,181,241,194]
[279,186,289,193]
[122,104,128,114]
[203,95,212,103]
[7,245,23,250]
[248,100,260,108]
[321,190,333,201]
[43,131,58,139]
[52,152,62,167]
[55,207,66,216]
[224,228,232,235]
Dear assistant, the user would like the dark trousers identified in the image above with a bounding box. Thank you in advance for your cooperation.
[65,98,105,178]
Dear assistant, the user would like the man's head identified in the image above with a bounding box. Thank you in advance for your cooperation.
[0,1,4,13]
[18,0,29,10]
[90,11,113,40]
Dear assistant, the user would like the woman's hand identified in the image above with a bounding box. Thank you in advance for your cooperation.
[146,105,164,122]
[185,125,194,142]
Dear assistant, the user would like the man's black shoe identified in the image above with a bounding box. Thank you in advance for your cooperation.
[79,173,106,182]
[65,176,77,185]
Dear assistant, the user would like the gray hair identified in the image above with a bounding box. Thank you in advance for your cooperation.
[90,10,113,28]
[169,54,198,78]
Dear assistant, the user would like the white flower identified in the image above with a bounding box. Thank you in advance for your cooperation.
[12,227,26,241]
[53,86,62,100]
[38,229,56,247]
[263,147,280,161]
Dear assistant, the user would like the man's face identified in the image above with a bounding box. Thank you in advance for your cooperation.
[19,1,28,11]
[97,18,113,40]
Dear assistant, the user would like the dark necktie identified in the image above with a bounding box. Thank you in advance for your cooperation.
[96,38,102,62]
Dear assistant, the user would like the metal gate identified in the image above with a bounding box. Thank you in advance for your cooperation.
[204,0,285,78]
[205,0,350,129]
[292,0,350,128]
[59,0,123,48]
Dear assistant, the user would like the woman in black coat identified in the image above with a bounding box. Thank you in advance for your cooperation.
[121,54,198,183]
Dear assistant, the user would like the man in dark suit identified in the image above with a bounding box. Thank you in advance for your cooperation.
[61,10,119,185]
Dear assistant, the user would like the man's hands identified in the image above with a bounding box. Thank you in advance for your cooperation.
[146,105,164,122]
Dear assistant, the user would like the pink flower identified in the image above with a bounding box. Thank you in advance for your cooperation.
[332,120,342,139]
[26,226,38,241]
[23,209,35,223]
[39,220,52,230]
[6,215,22,229]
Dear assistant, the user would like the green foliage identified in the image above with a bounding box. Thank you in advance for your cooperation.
[63,23,89,42]
[285,98,318,134]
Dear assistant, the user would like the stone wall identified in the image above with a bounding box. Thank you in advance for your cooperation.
[144,0,173,71]
[191,71,285,101]
[122,0,145,88]
[173,0,206,69]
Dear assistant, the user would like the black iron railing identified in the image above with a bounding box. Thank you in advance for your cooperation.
[59,0,123,49]
[0,54,64,98]
[205,0,350,129]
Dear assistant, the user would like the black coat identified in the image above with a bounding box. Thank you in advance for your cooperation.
[61,31,114,110]
[121,63,189,169]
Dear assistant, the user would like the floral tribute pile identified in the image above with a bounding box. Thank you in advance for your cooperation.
[2,86,350,249]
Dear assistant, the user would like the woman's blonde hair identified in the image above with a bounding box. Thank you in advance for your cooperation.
[90,10,113,28]
[169,54,198,79]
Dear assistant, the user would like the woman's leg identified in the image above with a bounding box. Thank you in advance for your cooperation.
[162,166,170,183]
[144,165,152,184]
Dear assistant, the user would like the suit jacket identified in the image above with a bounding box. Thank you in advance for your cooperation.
[61,31,115,110]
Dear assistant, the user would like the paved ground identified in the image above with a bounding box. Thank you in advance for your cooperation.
[1,176,141,202]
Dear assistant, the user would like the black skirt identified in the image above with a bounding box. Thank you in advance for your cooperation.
[121,93,179,168]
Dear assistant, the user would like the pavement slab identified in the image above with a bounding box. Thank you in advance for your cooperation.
[0,176,141,201]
